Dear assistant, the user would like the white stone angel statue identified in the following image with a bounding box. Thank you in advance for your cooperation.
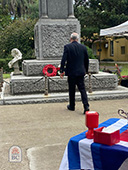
[8,48,22,75]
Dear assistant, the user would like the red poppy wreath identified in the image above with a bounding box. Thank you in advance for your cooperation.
[42,64,57,77]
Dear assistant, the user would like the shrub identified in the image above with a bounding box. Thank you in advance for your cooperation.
[0,58,13,73]
[86,46,96,59]
[0,18,37,72]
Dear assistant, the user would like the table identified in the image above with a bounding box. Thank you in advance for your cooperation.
[59,118,128,170]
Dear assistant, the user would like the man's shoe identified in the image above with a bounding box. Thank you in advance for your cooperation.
[67,105,75,111]
[83,107,90,114]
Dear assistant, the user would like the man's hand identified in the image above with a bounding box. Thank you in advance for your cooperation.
[60,73,64,79]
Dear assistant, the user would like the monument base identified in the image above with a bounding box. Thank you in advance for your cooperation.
[22,59,99,76]
[10,72,118,95]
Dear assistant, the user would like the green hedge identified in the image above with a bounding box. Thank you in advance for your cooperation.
[0,18,37,72]
[86,46,96,59]
[0,58,13,73]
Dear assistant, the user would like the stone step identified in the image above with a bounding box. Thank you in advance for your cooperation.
[9,72,117,95]
[22,59,99,76]
[1,85,128,105]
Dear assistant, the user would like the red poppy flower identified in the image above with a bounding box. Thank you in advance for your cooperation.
[42,64,57,77]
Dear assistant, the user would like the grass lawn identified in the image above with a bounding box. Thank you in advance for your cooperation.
[99,63,128,76]
[3,74,10,79]
[120,64,128,75]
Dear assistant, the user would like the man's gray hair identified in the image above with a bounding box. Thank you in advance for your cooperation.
[70,33,79,40]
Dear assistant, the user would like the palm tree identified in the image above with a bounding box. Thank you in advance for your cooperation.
[1,0,36,18]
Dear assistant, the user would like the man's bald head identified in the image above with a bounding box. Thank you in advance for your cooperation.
[70,33,79,42]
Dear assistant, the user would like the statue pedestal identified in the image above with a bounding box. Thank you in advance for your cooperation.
[34,19,80,60]
[22,59,99,76]
[10,71,118,95]
[13,62,22,75]
[10,58,118,95]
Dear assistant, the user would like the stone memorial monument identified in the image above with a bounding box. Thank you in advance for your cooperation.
[9,0,118,95]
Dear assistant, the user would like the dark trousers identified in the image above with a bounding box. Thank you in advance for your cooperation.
[68,76,89,109]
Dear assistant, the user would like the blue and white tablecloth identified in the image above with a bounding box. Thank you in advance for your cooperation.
[59,118,128,170]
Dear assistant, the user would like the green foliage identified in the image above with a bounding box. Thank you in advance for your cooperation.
[86,46,96,59]
[27,0,39,19]
[3,73,10,79]
[0,18,36,72]
[0,58,13,73]
[0,4,12,30]
[0,0,38,18]
[74,0,128,46]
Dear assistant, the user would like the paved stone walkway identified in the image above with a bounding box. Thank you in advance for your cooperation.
[0,99,127,169]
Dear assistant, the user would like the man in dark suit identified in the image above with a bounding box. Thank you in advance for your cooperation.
[60,32,89,114]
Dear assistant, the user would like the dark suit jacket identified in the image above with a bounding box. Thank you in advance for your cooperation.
[60,41,89,76]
